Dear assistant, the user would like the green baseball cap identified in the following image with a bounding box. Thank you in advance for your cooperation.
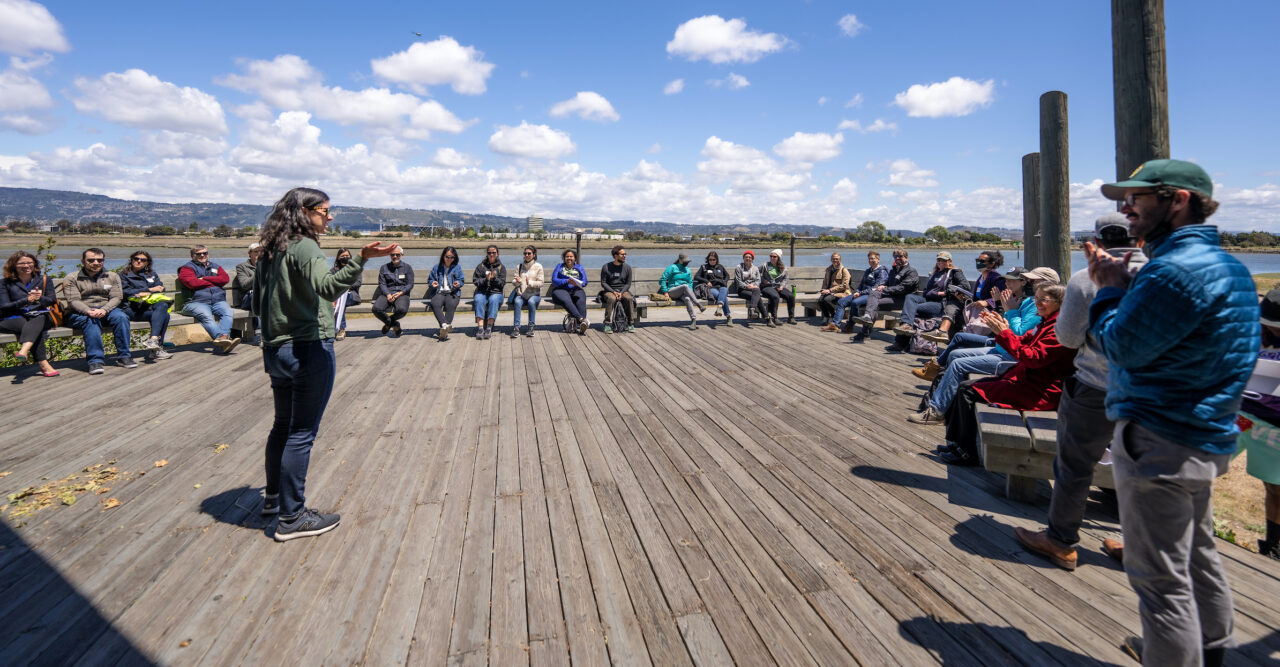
[1101,158,1213,201]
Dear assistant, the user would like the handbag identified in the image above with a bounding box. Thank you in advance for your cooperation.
[961,301,992,335]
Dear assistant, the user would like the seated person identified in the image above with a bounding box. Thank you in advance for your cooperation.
[119,250,173,360]
[733,250,764,325]
[694,251,732,322]
[1237,289,1280,560]
[509,245,543,337]
[427,247,464,340]
[178,244,240,354]
[66,248,135,373]
[0,250,59,376]
[472,245,506,340]
[895,251,967,340]
[550,249,589,334]
[374,250,413,337]
[854,249,919,342]
[836,251,889,333]
[817,252,852,330]
[233,242,261,342]
[329,248,362,340]
[932,284,1077,466]
[760,249,796,325]
[660,253,702,329]
[599,245,635,333]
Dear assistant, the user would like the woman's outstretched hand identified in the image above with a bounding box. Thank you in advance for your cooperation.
[361,242,401,260]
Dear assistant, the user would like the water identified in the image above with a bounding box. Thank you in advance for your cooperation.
[5,243,1280,276]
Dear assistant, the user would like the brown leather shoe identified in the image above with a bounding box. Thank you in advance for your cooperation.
[820,323,839,332]
[912,359,941,381]
[1014,527,1077,571]
[1102,538,1124,563]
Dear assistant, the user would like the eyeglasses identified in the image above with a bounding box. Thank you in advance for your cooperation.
[84,258,104,264]
[310,206,332,216]
[1123,191,1158,207]
[131,257,148,263]
[523,251,534,255]
[444,254,455,259]
[487,251,498,255]
[390,253,403,257]
[1035,296,1061,304]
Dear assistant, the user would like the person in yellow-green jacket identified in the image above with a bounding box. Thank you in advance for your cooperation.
[251,187,399,542]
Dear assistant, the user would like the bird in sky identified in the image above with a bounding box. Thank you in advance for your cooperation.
[413,31,422,37]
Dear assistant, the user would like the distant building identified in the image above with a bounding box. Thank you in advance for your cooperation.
[527,215,543,233]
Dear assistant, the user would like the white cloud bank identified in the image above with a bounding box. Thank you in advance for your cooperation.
[549,91,619,123]
[667,15,786,64]
[887,159,940,188]
[370,36,495,95]
[773,131,843,166]
[73,69,228,137]
[0,0,69,56]
[488,121,576,159]
[893,77,995,118]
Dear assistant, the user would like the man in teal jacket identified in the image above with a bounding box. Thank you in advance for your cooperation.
[1087,159,1260,666]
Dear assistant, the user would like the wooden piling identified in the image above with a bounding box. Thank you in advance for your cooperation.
[1038,92,1070,278]
[1021,153,1041,269]
[1111,0,1169,179]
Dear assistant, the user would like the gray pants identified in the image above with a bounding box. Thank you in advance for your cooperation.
[666,285,698,319]
[1112,420,1235,665]
[1046,378,1113,547]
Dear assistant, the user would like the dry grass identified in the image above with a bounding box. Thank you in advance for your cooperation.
[1213,453,1268,551]
[1255,273,1280,293]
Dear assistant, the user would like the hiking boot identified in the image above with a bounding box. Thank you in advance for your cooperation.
[907,406,944,425]
[274,508,340,541]
[724,317,733,327]
[261,493,280,517]
[766,318,777,328]
[438,327,449,341]
[142,336,162,351]
[603,324,613,334]
[840,321,856,334]
[391,322,402,337]
[912,359,941,381]
[335,328,346,341]
[820,323,839,332]
[852,331,867,342]
[381,323,391,335]
[579,318,589,334]
[687,321,698,330]
[1102,539,1124,563]
[88,362,105,375]
[894,323,915,335]
[149,348,173,361]
[115,355,138,369]
[922,330,950,344]
[1014,527,1078,571]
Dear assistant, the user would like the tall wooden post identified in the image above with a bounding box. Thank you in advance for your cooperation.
[789,233,795,267]
[574,232,582,262]
[1038,92,1070,278]
[1021,153,1041,269]
[1112,0,1169,179]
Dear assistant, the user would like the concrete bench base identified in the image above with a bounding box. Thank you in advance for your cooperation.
[976,405,1115,503]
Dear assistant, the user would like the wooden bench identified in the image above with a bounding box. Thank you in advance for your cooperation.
[975,404,1115,502]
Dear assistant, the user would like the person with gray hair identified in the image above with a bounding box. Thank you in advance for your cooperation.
[178,244,239,354]
[1016,212,1147,571]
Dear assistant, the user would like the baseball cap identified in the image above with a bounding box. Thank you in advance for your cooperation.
[676,252,690,265]
[1101,159,1213,201]
[1094,212,1130,235]
[1262,289,1280,328]
[1022,267,1061,284]
[1003,266,1029,280]
[935,251,952,261]
[248,242,262,251]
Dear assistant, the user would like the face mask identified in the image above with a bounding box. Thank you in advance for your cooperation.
[976,259,987,269]
[336,257,349,266]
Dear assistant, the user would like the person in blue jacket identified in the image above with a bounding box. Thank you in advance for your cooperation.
[427,246,464,341]
[119,250,172,360]
[1087,159,1259,666]
[550,249,589,335]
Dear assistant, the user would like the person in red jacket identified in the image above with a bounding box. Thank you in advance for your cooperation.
[938,283,1077,465]
[178,244,240,354]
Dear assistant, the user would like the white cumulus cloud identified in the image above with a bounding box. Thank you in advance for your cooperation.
[832,178,858,202]
[893,76,995,118]
[489,121,576,159]
[838,118,897,133]
[550,91,619,123]
[73,69,228,137]
[663,78,684,95]
[0,0,69,56]
[698,136,806,194]
[708,73,749,89]
[666,15,786,64]
[432,147,480,169]
[0,57,53,111]
[370,37,495,95]
[887,159,939,187]
[216,54,321,109]
[844,93,863,108]
[773,131,843,165]
[837,14,865,37]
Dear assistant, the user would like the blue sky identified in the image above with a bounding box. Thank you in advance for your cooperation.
[0,0,1276,231]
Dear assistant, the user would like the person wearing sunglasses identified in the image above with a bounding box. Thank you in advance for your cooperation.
[427,246,464,340]
[65,247,134,374]
[599,245,635,333]
[178,244,239,354]
[472,245,507,340]
[0,250,59,376]
[551,249,590,334]
[509,246,543,337]
[374,249,414,337]
[119,250,173,360]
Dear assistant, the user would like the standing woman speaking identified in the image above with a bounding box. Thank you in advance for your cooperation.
[252,187,399,541]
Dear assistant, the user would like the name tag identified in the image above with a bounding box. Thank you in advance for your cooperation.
[398,274,405,280]
[146,277,154,283]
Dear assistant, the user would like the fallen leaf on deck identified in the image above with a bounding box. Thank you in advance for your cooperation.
[102,498,121,510]
[179,640,190,648]
[153,460,168,468]
[213,444,229,454]
[193,483,202,489]
[59,493,76,506]
[0,471,10,478]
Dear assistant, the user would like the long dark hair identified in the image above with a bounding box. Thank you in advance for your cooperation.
[705,251,719,264]
[260,187,328,257]
[482,244,502,267]
[124,250,154,276]
[438,246,459,267]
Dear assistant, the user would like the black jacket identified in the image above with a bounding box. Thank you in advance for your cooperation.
[472,261,507,295]
[0,273,57,318]
[378,262,414,297]
[694,263,730,288]
[599,261,632,293]
[880,263,921,298]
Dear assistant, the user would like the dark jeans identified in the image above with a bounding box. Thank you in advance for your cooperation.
[1046,378,1115,548]
[263,339,336,519]
[760,286,794,319]
[551,287,587,319]
[429,292,459,325]
[943,381,984,457]
[861,295,897,322]
[601,291,635,324]
[66,309,131,364]
[901,294,944,325]
[734,287,762,316]
[0,313,52,361]
[817,293,842,318]
[128,303,171,340]
[373,293,410,324]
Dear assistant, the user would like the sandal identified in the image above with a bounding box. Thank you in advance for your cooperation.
[38,369,60,377]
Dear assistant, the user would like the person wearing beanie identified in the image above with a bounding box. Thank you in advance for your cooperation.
[659,252,702,329]
[760,249,796,324]
[1236,288,1280,561]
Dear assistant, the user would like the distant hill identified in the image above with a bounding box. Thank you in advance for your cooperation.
[0,186,1015,239]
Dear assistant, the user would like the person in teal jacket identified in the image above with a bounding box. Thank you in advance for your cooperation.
[659,253,703,330]
[252,187,399,542]
[1087,159,1259,666]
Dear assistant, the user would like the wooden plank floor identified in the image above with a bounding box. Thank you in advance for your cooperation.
[2,312,1279,666]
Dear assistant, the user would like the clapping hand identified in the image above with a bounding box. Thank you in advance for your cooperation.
[1085,241,1133,290]
[998,288,1018,311]
[980,309,1010,334]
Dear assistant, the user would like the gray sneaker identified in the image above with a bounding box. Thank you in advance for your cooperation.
[142,336,162,350]
[907,406,944,425]
[274,508,340,541]
[116,355,138,369]
[88,362,105,375]
[150,348,173,360]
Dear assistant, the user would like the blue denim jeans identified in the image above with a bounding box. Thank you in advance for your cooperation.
[512,294,540,327]
[128,303,170,340]
[929,352,1005,413]
[263,339,336,519]
[705,285,730,316]
[182,300,233,339]
[901,293,943,325]
[937,332,993,366]
[475,292,503,320]
[67,309,132,364]
[835,294,869,323]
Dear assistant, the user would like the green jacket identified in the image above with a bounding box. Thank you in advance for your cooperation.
[252,237,365,346]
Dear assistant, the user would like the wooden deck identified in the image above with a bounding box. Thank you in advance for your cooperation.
[2,312,1278,666]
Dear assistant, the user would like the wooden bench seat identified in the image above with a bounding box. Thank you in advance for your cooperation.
[976,404,1115,502]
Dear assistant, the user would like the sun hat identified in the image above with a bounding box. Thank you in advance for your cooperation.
[936,251,952,261]
[1022,267,1061,284]
[1101,159,1213,201]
